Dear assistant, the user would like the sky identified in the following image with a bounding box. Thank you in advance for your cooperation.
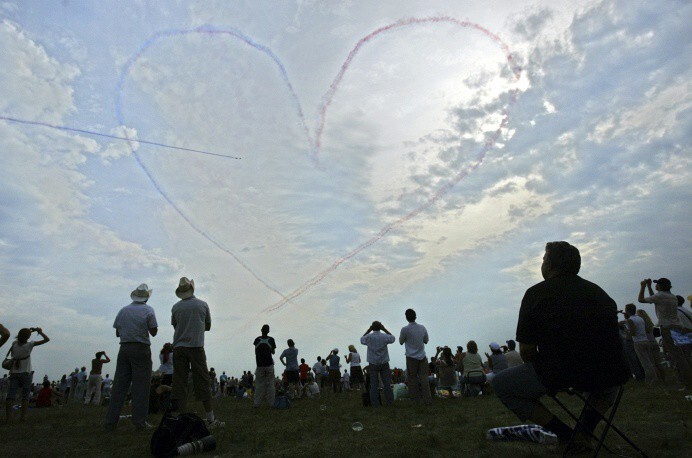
[0,0,690,380]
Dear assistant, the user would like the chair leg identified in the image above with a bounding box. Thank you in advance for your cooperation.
[569,388,648,458]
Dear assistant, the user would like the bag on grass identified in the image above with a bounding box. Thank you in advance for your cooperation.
[273,395,291,409]
[150,412,210,457]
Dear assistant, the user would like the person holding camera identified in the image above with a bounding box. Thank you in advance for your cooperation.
[360,320,396,407]
[84,351,111,405]
[5,327,50,423]
[0,323,9,348]
[638,278,692,389]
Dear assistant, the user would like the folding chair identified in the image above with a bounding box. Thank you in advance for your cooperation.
[461,370,486,397]
[551,385,648,457]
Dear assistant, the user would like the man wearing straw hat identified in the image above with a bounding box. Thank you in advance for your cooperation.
[104,283,158,431]
[170,277,224,428]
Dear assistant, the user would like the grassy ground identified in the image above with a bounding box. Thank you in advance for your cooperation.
[1,381,690,457]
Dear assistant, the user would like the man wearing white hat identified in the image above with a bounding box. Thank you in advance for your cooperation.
[170,277,224,428]
[104,283,158,431]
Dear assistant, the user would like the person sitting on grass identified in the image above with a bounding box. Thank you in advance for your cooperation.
[36,380,63,408]
[434,346,457,398]
[5,327,50,423]
[484,342,509,382]
[492,241,630,452]
[301,376,320,399]
[460,340,485,393]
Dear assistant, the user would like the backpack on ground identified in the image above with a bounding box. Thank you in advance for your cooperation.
[272,395,291,409]
[150,412,211,457]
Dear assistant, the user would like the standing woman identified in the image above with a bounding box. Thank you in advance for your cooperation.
[346,345,364,390]
[5,327,50,423]
[636,309,666,382]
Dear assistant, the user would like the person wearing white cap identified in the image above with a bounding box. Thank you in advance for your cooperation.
[484,342,508,382]
[104,283,158,431]
[170,277,224,428]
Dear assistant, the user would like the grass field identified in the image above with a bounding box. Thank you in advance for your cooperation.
[2,381,690,457]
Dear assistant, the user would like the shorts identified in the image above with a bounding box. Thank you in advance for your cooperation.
[286,370,300,384]
[171,347,211,402]
[7,372,34,401]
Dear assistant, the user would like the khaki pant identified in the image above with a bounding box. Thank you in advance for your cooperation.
[661,327,692,386]
[84,374,103,405]
[254,365,275,407]
[171,347,211,402]
[632,341,658,383]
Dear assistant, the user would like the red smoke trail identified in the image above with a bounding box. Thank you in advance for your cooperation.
[313,16,521,159]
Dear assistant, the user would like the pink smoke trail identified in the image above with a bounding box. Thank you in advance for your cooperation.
[313,16,521,159]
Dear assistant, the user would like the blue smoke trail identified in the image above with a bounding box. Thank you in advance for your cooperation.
[115,26,308,302]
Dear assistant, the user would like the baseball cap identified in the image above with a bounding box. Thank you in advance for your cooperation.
[489,342,501,351]
[653,278,672,289]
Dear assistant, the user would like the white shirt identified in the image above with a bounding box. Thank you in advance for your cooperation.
[360,331,396,364]
[399,322,429,360]
[628,315,648,342]
[103,377,113,389]
[641,291,680,328]
[9,341,35,373]
[158,353,174,375]
[349,352,361,367]
[113,302,158,345]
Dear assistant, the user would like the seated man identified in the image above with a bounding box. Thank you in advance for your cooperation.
[493,241,629,449]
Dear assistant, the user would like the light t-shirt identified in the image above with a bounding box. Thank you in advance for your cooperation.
[280,347,299,371]
[172,297,211,348]
[158,353,174,375]
[103,378,113,389]
[628,315,648,342]
[10,341,35,373]
[641,291,680,328]
[462,352,484,377]
[398,322,429,360]
[360,331,396,364]
[113,302,158,345]
[305,382,320,398]
[504,350,524,368]
[312,361,322,375]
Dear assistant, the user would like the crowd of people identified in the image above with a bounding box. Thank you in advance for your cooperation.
[2,241,690,452]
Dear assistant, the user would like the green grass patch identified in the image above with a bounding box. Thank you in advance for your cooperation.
[1,382,690,456]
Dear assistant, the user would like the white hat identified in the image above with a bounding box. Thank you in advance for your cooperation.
[489,342,501,351]
[130,284,152,303]
[175,277,195,299]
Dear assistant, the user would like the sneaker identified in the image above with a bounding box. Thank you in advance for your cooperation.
[206,418,225,429]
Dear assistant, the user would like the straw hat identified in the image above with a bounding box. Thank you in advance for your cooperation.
[130,284,152,303]
[175,277,195,299]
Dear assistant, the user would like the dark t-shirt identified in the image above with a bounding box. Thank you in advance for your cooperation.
[516,274,629,391]
[253,335,276,367]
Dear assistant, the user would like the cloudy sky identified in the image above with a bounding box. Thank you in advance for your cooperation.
[0,0,690,379]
